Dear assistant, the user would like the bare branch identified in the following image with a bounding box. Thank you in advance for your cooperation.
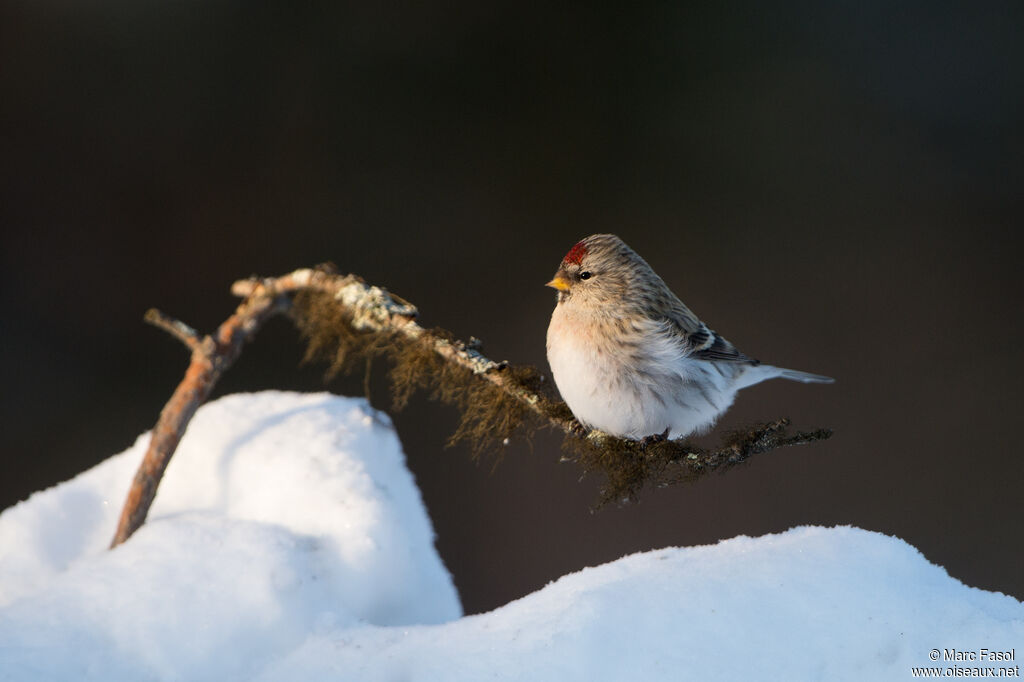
[144,308,201,351]
[111,266,833,547]
[110,290,290,548]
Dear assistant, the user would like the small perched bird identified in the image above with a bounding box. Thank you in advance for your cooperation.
[545,234,833,441]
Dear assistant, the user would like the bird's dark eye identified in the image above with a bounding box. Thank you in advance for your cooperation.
[578,271,593,280]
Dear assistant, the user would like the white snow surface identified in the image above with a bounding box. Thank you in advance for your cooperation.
[1,391,1021,681]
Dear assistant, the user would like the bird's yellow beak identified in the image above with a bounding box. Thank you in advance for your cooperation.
[545,274,571,291]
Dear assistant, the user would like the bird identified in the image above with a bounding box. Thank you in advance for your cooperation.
[545,234,833,441]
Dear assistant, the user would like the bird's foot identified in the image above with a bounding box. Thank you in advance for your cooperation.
[639,428,671,451]
[568,418,588,436]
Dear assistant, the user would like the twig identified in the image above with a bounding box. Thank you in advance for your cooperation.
[110,291,289,547]
[144,308,201,351]
[111,266,833,547]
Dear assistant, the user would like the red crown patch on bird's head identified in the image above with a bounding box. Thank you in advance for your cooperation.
[563,240,588,265]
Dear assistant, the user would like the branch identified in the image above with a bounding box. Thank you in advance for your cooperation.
[230,268,572,433]
[565,417,832,506]
[110,291,290,547]
[235,268,831,503]
[144,308,201,351]
[111,266,832,547]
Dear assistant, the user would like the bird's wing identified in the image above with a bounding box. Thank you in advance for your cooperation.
[662,301,759,365]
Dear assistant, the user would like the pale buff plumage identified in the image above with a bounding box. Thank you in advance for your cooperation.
[545,234,833,440]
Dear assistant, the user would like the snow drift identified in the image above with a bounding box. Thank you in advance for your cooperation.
[0,392,1020,681]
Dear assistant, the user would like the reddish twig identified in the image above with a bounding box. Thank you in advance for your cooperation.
[143,308,201,351]
[109,292,289,547]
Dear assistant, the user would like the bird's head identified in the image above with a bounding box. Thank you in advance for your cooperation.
[546,234,656,309]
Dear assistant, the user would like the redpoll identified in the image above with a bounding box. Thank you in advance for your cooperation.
[545,234,833,440]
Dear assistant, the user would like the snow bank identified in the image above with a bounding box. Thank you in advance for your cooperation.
[1,392,1020,681]
[263,526,1023,681]
[0,391,460,680]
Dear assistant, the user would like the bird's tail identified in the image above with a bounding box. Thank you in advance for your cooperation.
[774,366,835,384]
[734,363,834,389]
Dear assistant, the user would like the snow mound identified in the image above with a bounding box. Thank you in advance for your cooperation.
[0,391,460,680]
[1,392,1020,681]
[263,525,1023,681]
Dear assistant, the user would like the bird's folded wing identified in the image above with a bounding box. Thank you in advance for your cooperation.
[663,303,759,365]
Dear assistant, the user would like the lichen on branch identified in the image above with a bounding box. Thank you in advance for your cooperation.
[290,285,553,456]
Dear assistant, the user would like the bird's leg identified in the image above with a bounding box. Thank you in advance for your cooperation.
[567,417,588,436]
[639,427,671,451]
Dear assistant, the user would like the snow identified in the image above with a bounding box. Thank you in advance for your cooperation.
[0,392,460,680]
[1,392,1020,681]
[263,527,1024,681]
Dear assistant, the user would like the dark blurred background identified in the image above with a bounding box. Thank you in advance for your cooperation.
[2,1,1022,613]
